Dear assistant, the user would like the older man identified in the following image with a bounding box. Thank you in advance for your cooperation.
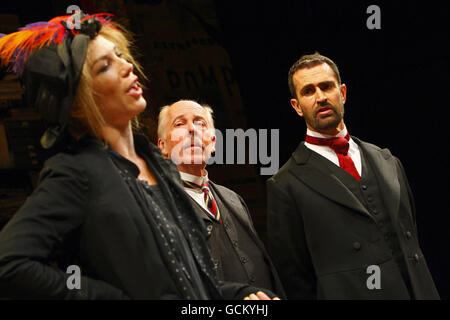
[157,100,285,298]
[266,53,439,299]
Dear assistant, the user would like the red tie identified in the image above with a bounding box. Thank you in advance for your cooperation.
[305,133,361,181]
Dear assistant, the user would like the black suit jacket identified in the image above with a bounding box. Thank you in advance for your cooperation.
[208,181,286,298]
[0,135,257,299]
[267,136,439,299]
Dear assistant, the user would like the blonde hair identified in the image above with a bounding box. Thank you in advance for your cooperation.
[69,23,146,139]
[157,100,215,141]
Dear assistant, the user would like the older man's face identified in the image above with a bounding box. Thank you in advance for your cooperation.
[158,101,215,171]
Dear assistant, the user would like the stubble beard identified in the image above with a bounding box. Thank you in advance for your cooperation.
[304,102,345,133]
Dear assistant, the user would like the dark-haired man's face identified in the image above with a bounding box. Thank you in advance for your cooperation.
[290,63,346,135]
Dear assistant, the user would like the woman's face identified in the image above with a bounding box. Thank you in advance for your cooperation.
[87,35,146,128]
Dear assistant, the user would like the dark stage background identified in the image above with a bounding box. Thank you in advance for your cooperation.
[0,0,449,299]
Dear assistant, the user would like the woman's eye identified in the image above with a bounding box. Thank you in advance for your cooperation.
[99,63,109,73]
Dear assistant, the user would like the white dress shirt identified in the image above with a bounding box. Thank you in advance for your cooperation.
[304,126,362,177]
[180,171,210,212]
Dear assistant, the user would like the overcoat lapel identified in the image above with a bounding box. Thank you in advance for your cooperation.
[289,142,375,221]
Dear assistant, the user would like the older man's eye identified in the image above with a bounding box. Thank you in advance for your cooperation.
[194,121,206,127]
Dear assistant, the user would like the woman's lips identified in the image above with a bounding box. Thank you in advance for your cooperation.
[126,83,142,97]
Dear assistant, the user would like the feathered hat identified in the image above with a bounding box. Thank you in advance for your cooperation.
[0,11,114,148]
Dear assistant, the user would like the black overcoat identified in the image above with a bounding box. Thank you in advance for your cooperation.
[267,137,439,299]
[0,135,256,299]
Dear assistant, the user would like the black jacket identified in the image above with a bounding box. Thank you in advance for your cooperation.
[0,134,266,299]
[206,181,286,298]
[267,137,439,300]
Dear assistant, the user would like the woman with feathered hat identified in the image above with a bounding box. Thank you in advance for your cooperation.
[0,12,278,300]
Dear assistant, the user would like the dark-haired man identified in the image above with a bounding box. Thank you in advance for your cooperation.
[267,53,439,299]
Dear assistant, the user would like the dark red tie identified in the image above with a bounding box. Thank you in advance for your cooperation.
[305,133,361,181]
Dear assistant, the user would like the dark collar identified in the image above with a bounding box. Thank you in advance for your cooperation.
[74,133,178,182]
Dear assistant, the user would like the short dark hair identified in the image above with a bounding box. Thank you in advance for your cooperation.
[288,52,341,99]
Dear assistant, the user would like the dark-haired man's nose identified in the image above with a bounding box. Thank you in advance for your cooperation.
[315,88,327,103]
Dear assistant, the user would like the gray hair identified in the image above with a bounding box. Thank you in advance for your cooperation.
[157,100,215,140]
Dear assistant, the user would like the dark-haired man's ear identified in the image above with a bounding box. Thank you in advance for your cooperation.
[290,98,304,117]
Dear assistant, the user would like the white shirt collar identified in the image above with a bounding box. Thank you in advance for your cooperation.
[180,171,209,186]
[306,126,348,139]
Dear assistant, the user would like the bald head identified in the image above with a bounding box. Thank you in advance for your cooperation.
[157,100,215,141]
[157,100,216,175]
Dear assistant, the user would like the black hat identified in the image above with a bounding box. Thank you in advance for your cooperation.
[0,12,114,148]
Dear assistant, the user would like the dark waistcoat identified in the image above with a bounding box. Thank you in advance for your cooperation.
[190,191,274,292]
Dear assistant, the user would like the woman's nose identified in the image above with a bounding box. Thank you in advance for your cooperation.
[121,59,133,77]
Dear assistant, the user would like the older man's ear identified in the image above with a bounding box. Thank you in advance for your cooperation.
[157,138,168,158]
[211,134,216,154]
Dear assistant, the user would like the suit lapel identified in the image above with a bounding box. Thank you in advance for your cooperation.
[209,182,251,228]
[209,181,288,297]
[209,182,264,244]
[353,137,401,222]
[290,142,375,221]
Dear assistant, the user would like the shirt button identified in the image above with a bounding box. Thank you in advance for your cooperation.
[240,257,248,264]
[406,231,412,239]
[353,242,361,251]
[414,253,420,263]
[232,240,238,247]
[361,185,368,190]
